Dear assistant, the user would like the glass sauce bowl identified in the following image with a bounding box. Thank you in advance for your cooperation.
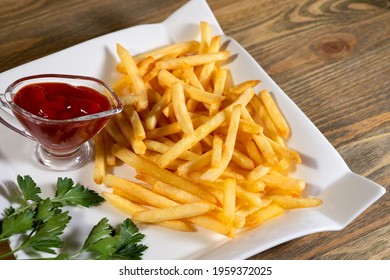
[0,74,123,171]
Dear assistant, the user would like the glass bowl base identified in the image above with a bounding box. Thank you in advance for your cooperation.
[34,142,92,171]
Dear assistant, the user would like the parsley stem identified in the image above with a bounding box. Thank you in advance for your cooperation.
[0,250,16,259]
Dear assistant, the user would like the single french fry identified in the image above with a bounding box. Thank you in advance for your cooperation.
[261,174,305,192]
[245,203,285,229]
[111,75,132,94]
[132,202,215,223]
[145,122,182,139]
[231,149,255,170]
[238,180,266,193]
[247,164,271,181]
[211,134,223,168]
[155,51,230,70]
[227,80,260,98]
[116,43,148,110]
[259,89,289,138]
[188,215,235,238]
[171,82,194,135]
[103,191,147,213]
[133,40,200,64]
[223,178,236,224]
[266,195,322,209]
[199,21,212,54]
[102,130,116,166]
[237,119,263,135]
[102,192,195,232]
[93,132,105,184]
[119,94,145,107]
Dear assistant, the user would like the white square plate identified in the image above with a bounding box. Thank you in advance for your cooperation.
[0,0,385,259]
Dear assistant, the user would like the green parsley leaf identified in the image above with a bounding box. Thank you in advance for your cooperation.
[22,210,71,254]
[3,206,16,217]
[111,218,148,260]
[36,198,59,223]
[80,218,147,260]
[81,217,113,251]
[80,217,118,259]
[54,178,104,207]
[17,175,41,203]
[0,209,34,240]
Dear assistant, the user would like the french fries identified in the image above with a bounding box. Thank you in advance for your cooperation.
[93,21,322,238]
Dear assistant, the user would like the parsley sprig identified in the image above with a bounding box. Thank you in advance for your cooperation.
[0,175,147,260]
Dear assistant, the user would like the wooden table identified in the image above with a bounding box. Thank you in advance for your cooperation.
[0,0,389,260]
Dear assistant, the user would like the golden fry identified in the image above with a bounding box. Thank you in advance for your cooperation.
[260,89,290,138]
[266,195,322,209]
[211,134,223,168]
[245,203,285,229]
[102,130,116,166]
[132,202,215,223]
[93,132,105,185]
[261,174,305,192]
[171,82,194,135]
[133,40,200,64]
[223,178,236,224]
[102,192,195,232]
[155,51,230,70]
[116,43,148,110]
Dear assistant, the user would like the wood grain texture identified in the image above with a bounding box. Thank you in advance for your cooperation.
[0,0,389,260]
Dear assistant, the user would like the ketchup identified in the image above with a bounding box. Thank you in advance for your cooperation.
[12,82,112,154]
[13,82,111,120]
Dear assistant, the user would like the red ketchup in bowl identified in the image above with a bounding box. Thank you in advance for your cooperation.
[12,82,112,154]
[13,83,111,120]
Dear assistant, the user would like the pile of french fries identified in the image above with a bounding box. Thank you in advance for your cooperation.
[93,22,322,238]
